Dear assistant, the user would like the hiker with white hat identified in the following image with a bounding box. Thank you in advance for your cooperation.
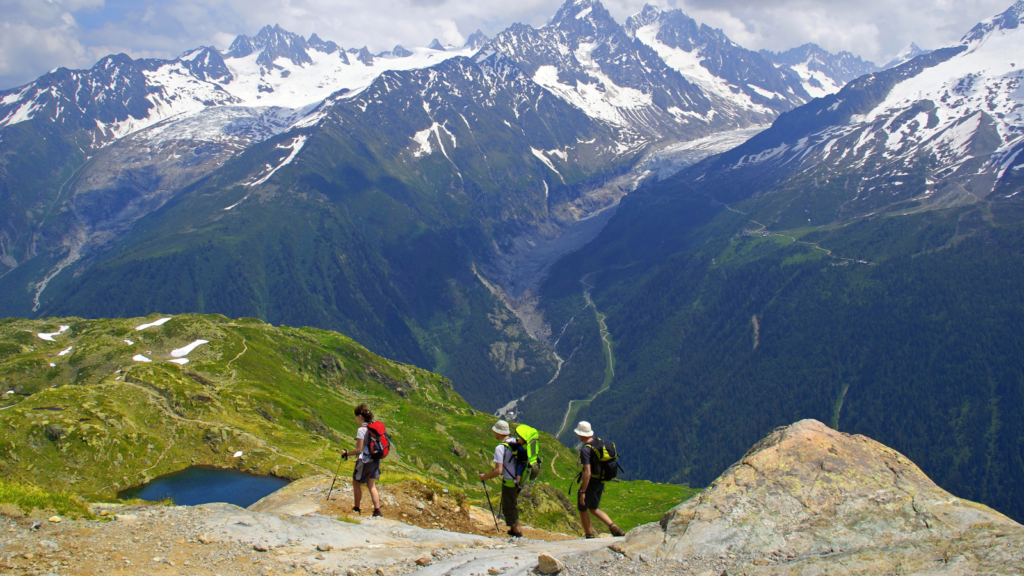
[478,420,524,538]
[574,421,626,538]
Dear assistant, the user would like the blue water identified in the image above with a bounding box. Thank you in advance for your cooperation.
[120,466,290,508]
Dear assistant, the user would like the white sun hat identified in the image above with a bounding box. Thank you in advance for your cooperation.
[492,420,511,435]
[573,421,594,437]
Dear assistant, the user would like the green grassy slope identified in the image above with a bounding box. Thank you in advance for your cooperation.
[0,314,694,532]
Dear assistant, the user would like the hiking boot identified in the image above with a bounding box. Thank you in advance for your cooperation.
[610,525,626,537]
[351,507,361,514]
[585,532,597,539]
[372,509,383,518]
[507,529,523,538]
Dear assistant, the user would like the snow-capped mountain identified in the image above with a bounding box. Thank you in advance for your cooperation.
[483,0,797,142]
[0,24,476,144]
[882,43,932,70]
[624,5,810,111]
[464,30,490,50]
[483,0,715,140]
[0,50,240,142]
[765,44,880,99]
[11,0,997,325]
[683,1,1024,226]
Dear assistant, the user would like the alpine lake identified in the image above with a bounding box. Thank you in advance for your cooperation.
[119,466,290,508]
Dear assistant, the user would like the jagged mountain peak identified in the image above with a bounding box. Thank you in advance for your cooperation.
[625,3,663,30]
[626,5,728,49]
[175,46,234,83]
[427,38,447,51]
[623,5,809,110]
[550,0,618,32]
[962,0,1024,43]
[464,29,490,50]
[765,43,879,97]
[882,42,931,69]
[307,33,341,55]
[226,23,315,68]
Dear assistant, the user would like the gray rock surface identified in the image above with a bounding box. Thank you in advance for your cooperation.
[613,419,1024,574]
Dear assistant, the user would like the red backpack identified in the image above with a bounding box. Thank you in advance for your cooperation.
[366,421,391,460]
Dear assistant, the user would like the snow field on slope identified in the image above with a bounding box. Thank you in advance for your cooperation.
[246,135,308,187]
[633,22,775,115]
[412,122,457,159]
[854,28,1024,161]
[137,106,311,147]
[222,46,476,109]
[531,39,654,129]
[787,63,843,99]
[93,62,241,140]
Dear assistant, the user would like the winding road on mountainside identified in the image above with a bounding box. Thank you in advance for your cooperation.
[723,204,874,265]
[555,273,616,441]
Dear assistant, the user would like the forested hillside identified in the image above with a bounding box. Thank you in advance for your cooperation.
[532,175,1024,522]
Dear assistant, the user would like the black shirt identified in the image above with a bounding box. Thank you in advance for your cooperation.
[579,442,595,467]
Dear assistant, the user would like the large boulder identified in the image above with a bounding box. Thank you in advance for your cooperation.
[615,420,1023,573]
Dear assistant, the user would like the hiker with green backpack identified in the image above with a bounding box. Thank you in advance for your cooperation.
[573,421,626,538]
[478,420,526,538]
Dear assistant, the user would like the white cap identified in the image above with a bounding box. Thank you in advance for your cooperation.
[492,420,511,435]
[573,421,594,437]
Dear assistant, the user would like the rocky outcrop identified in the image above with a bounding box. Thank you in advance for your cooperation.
[615,419,1024,573]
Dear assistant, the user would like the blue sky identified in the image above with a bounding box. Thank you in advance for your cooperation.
[0,0,1014,90]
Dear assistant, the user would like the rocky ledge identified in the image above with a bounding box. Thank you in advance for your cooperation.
[1,420,1020,575]
[612,419,1024,574]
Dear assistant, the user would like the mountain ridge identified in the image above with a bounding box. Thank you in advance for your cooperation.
[531,0,1024,524]
[1,0,841,415]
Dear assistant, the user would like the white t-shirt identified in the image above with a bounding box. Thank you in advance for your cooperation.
[493,443,515,480]
[356,424,372,463]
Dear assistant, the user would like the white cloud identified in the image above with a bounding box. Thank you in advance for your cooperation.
[655,0,1015,62]
[0,0,1018,89]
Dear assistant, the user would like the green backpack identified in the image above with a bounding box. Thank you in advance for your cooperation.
[514,424,542,484]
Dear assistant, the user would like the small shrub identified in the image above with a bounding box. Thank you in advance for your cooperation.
[0,480,93,519]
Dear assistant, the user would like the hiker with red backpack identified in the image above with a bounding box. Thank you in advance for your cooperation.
[342,404,390,518]
[574,421,626,538]
[478,420,525,538]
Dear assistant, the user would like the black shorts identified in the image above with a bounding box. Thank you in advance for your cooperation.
[353,458,380,483]
[577,481,604,512]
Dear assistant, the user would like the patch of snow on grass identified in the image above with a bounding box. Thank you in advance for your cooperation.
[58,347,72,356]
[136,318,172,331]
[132,354,152,363]
[37,326,70,341]
[170,358,190,365]
[171,340,209,357]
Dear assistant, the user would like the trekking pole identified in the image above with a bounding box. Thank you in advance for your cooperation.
[326,450,349,502]
[480,480,501,534]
